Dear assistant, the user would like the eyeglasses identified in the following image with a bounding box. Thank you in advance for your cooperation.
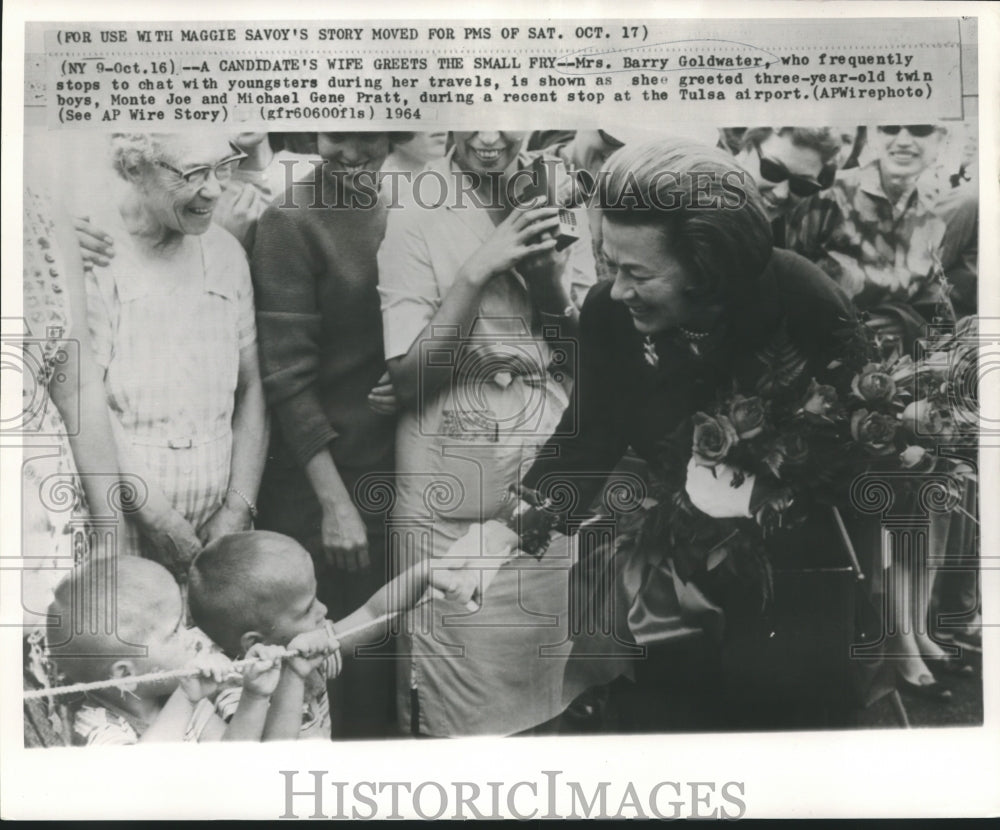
[876,125,936,138]
[755,147,835,198]
[155,143,247,187]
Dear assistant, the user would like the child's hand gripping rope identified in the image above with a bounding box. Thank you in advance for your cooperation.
[285,622,343,680]
[239,643,286,699]
[27,610,411,702]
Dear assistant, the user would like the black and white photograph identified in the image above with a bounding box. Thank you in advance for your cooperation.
[2,1,997,820]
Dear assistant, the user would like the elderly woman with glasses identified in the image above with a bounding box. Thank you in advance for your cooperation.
[84,132,267,578]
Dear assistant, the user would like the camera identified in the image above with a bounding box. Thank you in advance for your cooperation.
[512,155,581,252]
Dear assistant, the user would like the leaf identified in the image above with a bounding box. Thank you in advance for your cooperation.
[755,322,809,395]
[706,547,729,571]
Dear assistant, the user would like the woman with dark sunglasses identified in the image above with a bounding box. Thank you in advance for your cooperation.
[731,127,842,247]
[787,123,974,345]
[788,123,979,702]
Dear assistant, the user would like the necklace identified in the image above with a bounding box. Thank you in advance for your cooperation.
[679,326,711,341]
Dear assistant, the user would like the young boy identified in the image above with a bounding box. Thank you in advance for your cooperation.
[187,529,479,740]
[45,556,286,745]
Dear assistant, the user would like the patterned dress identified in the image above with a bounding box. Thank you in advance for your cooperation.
[85,212,256,547]
[20,188,89,628]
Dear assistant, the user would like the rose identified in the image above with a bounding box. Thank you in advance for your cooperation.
[900,399,944,436]
[850,408,898,455]
[798,378,838,420]
[899,445,937,473]
[691,412,739,467]
[728,395,766,439]
[921,351,953,381]
[851,363,897,404]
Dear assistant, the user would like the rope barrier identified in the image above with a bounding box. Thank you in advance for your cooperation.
[26,587,483,702]
[24,605,403,702]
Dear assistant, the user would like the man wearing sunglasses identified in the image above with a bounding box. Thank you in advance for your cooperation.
[789,124,979,703]
[787,123,977,344]
[730,127,842,247]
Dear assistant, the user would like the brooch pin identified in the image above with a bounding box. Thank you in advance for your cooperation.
[643,336,659,368]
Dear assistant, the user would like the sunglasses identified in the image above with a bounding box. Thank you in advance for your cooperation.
[155,142,248,187]
[755,147,835,198]
[876,125,936,138]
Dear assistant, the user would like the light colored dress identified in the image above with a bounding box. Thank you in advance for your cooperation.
[85,212,255,545]
[377,150,603,736]
[378,150,593,556]
[20,188,89,628]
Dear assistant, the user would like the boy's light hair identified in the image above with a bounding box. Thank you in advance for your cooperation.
[46,556,179,683]
[188,531,312,656]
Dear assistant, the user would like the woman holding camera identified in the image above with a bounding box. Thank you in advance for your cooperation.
[377,130,598,736]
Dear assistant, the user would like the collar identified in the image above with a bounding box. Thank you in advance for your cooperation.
[856,160,933,215]
[109,219,232,303]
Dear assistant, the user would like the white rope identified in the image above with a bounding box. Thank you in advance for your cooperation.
[26,562,489,703]
[24,606,403,702]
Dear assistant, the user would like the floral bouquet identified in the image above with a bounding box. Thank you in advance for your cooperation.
[637,316,979,609]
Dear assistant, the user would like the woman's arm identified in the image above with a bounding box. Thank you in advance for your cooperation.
[251,203,368,571]
[521,284,630,519]
[383,201,565,408]
[198,339,269,545]
[48,206,125,535]
[305,449,369,572]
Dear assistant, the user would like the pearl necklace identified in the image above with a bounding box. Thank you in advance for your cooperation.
[679,326,711,341]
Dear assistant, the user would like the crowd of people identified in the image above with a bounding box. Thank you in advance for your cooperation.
[20,123,980,746]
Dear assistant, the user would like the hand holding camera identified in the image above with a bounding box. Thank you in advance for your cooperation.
[460,198,563,288]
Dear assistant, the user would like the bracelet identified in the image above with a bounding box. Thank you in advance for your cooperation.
[226,487,258,520]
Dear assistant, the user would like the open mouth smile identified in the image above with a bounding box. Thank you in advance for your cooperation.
[470,147,506,163]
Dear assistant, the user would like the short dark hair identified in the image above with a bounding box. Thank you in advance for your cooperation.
[278,131,414,156]
[740,127,842,165]
[599,138,773,304]
[188,531,310,656]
